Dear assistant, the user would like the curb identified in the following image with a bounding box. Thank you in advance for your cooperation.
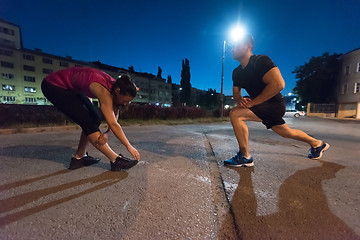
[0,124,109,135]
[307,116,360,123]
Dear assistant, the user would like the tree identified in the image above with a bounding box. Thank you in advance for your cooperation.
[129,66,135,72]
[199,88,218,110]
[292,52,342,106]
[157,66,162,78]
[167,75,172,84]
[180,58,191,106]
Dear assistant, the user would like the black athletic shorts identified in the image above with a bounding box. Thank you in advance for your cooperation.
[41,79,101,136]
[249,98,286,129]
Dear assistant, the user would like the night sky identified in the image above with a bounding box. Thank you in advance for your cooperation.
[1,0,359,96]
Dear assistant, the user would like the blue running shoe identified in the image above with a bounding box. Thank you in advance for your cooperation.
[308,141,330,160]
[224,152,254,167]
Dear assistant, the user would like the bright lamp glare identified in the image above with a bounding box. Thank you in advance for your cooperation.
[230,25,247,43]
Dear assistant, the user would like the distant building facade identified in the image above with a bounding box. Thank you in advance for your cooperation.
[338,48,360,119]
[91,62,172,107]
[0,19,92,105]
[0,19,172,106]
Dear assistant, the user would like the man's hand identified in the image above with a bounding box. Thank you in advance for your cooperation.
[238,98,252,108]
[245,99,255,108]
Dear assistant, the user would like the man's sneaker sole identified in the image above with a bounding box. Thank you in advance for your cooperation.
[309,143,330,160]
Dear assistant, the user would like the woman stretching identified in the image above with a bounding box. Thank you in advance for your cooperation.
[41,67,140,171]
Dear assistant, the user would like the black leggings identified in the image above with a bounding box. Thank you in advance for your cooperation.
[41,79,101,136]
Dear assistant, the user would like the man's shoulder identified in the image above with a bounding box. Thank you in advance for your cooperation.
[252,54,272,63]
[252,54,276,69]
[232,64,242,74]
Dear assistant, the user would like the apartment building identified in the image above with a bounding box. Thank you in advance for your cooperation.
[131,72,172,107]
[0,19,172,106]
[95,62,172,107]
[338,48,360,118]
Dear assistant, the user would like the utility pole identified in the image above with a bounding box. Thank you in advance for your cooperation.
[220,40,226,117]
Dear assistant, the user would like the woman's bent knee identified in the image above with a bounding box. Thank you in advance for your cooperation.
[87,131,101,144]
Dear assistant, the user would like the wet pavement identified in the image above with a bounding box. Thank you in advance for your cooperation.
[0,118,359,239]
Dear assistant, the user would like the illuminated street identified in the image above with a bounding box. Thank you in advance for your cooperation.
[0,118,359,239]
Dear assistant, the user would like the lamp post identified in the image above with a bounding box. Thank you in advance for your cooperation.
[220,23,247,117]
[220,40,226,117]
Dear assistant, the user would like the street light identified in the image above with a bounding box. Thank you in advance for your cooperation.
[220,24,247,117]
[220,40,226,117]
[230,24,247,43]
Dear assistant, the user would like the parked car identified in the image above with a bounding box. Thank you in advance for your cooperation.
[284,109,305,118]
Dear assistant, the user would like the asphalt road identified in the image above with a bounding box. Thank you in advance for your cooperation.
[0,117,359,240]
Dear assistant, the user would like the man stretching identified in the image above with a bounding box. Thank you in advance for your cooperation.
[224,34,329,167]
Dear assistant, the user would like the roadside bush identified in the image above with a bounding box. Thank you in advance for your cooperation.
[0,104,69,128]
[120,105,211,120]
[0,104,221,128]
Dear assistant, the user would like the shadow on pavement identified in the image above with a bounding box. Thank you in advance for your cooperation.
[0,145,74,165]
[0,170,128,226]
[0,145,110,170]
[220,161,359,239]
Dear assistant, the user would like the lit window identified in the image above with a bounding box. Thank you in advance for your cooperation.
[24,87,36,93]
[2,84,15,91]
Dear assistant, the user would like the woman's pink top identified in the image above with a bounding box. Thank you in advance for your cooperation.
[45,67,115,98]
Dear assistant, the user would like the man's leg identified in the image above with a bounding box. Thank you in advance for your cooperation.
[229,106,262,157]
[271,123,321,147]
[271,123,330,159]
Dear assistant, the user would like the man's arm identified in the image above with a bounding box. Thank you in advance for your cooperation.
[233,86,251,108]
[233,86,242,104]
[247,67,285,107]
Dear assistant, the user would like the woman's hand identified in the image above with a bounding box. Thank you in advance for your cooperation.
[95,133,109,147]
[127,145,140,161]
